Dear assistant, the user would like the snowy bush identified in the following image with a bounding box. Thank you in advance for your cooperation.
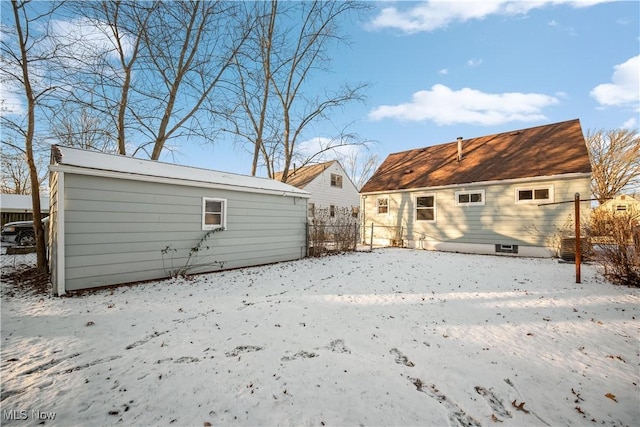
[308,206,359,256]
[591,210,640,287]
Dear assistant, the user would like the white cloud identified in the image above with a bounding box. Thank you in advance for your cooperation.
[368,1,612,33]
[438,68,449,75]
[467,58,483,67]
[368,84,559,126]
[0,84,25,116]
[297,137,362,161]
[49,18,135,69]
[622,117,637,129]
[590,55,640,110]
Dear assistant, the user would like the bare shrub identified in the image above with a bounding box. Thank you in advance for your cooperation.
[591,210,640,287]
[543,214,592,260]
[308,207,359,257]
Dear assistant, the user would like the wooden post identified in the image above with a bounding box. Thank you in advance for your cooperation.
[574,193,581,284]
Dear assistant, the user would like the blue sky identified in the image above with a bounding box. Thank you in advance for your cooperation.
[173,0,639,178]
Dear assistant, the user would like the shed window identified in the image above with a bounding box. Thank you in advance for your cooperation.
[516,186,553,204]
[377,197,388,214]
[456,190,485,206]
[416,195,436,222]
[616,205,627,211]
[202,198,226,230]
[330,173,342,188]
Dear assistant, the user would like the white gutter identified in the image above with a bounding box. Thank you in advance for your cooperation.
[49,164,311,199]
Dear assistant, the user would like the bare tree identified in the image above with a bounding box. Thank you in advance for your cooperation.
[338,146,380,191]
[140,0,252,160]
[56,1,250,160]
[1,147,31,195]
[49,104,119,153]
[587,128,640,204]
[224,0,371,180]
[224,1,277,176]
[0,144,48,194]
[1,0,65,272]
[58,0,157,155]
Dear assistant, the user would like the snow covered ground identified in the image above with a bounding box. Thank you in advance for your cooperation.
[1,248,638,426]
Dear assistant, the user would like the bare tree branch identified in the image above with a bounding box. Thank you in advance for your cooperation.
[587,128,640,204]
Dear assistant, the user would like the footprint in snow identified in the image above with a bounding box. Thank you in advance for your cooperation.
[475,386,512,419]
[390,348,414,367]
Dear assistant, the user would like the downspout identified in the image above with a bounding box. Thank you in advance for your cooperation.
[361,195,367,244]
[55,171,66,296]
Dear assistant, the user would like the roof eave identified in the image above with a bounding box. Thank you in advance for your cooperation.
[360,172,591,196]
[49,164,311,198]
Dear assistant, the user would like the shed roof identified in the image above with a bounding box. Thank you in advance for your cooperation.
[273,161,336,189]
[0,193,49,212]
[50,146,310,198]
[360,119,592,193]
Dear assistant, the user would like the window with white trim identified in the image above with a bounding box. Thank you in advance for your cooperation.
[415,194,436,222]
[202,198,226,230]
[455,190,485,206]
[515,186,553,204]
[330,173,343,188]
[377,197,388,214]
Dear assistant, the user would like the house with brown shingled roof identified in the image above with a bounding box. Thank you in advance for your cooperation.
[360,119,592,257]
[274,160,360,219]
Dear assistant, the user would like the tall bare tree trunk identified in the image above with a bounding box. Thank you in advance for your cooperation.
[11,0,47,273]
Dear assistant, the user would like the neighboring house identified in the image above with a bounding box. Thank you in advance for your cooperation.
[597,194,640,214]
[48,145,309,295]
[360,119,592,257]
[0,193,49,226]
[274,160,360,219]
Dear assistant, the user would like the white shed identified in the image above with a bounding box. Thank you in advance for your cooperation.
[48,145,309,295]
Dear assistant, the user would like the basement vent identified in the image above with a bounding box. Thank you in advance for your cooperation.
[495,244,518,254]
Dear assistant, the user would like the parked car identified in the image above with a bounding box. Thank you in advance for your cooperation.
[1,217,49,246]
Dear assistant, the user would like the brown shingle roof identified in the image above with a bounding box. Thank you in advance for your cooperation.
[273,160,336,189]
[360,119,591,193]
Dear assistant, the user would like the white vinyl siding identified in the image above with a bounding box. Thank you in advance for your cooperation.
[302,162,359,214]
[362,176,590,251]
